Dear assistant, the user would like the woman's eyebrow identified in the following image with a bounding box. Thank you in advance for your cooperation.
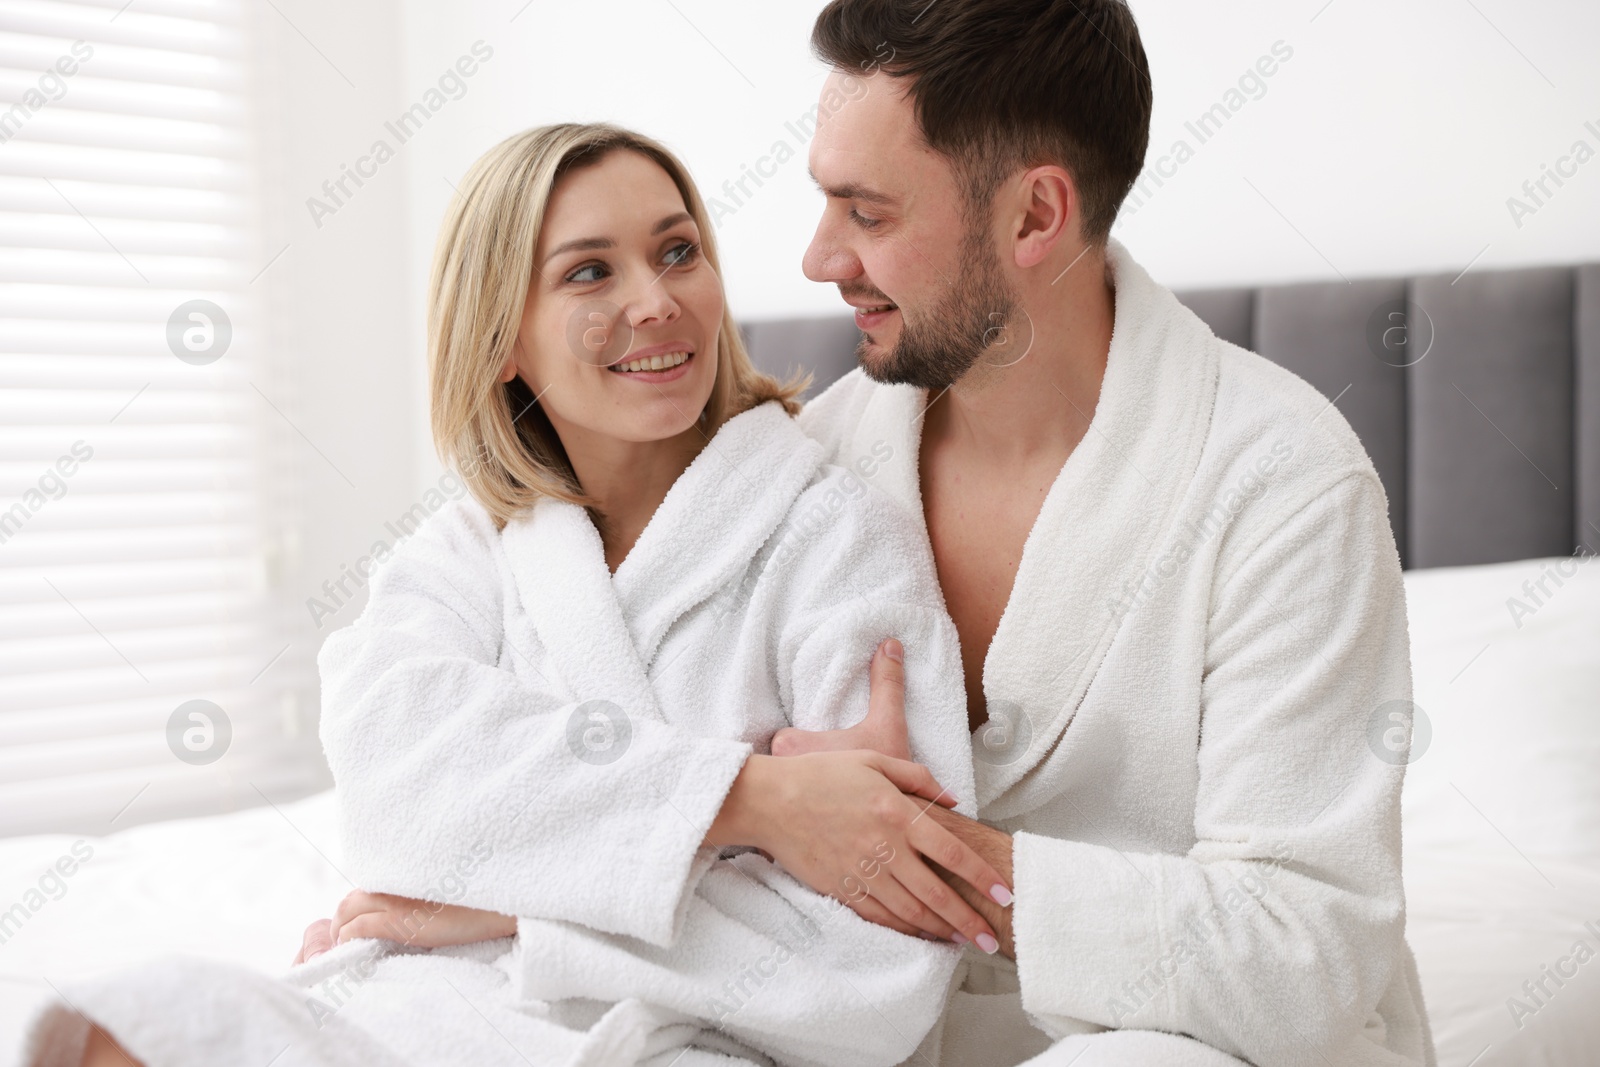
[542,236,612,265]
[542,212,695,266]
[651,211,693,234]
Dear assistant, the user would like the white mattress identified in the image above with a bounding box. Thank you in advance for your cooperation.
[1,556,1596,1065]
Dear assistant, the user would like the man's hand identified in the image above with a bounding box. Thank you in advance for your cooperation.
[922,803,1016,959]
[330,890,517,947]
[293,918,334,964]
[770,639,912,760]
[292,891,516,964]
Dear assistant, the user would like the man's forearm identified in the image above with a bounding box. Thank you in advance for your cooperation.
[924,805,1016,958]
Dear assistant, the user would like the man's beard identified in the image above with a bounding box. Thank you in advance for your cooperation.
[856,222,1018,392]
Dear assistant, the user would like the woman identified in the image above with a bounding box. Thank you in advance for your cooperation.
[40,124,1009,1067]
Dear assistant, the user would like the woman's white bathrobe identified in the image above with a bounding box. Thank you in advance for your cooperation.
[798,239,1435,1067]
[23,402,978,1067]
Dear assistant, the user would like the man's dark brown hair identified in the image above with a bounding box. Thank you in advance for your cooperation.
[812,0,1152,242]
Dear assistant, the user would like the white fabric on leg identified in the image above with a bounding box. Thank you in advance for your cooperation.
[1017,1030,1247,1067]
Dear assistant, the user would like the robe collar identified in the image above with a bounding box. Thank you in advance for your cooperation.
[501,402,825,718]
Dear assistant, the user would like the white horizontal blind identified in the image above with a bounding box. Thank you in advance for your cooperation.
[0,0,307,835]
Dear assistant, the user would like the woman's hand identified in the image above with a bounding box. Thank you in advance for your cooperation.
[709,641,1012,952]
[718,751,1009,951]
[293,890,516,962]
[746,639,1010,950]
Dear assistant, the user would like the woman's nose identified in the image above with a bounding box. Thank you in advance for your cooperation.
[623,271,680,327]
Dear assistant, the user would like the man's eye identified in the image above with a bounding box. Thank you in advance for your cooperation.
[664,241,699,267]
[565,263,607,284]
[849,208,882,230]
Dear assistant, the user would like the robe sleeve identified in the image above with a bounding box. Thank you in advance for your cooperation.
[1011,472,1414,1065]
[316,500,752,949]
[766,475,978,817]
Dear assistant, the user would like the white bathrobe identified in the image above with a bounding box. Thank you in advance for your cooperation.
[797,239,1436,1067]
[23,401,978,1067]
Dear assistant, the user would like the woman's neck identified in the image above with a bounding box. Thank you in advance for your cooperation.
[560,421,707,572]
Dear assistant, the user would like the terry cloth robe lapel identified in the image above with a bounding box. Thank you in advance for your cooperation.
[500,403,827,715]
[502,498,662,724]
[611,402,826,670]
[976,243,1220,816]
[842,244,1221,814]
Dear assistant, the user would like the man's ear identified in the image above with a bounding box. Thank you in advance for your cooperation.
[1012,165,1076,270]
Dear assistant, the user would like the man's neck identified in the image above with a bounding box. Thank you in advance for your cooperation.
[926,247,1115,464]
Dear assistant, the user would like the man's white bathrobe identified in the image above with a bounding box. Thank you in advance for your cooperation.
[22,402,980,1067]
[798,239,1435,1067]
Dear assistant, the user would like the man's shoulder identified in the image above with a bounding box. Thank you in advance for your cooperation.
[1195,340,1398,574]
[1206,339,1381,492]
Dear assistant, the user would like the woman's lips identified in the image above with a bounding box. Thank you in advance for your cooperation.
[607,350,695,384]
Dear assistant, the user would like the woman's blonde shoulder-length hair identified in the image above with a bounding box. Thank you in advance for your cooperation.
[428,122,807,527]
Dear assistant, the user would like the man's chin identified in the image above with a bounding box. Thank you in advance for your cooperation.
[857,338,948,389]
[855,338,907,385]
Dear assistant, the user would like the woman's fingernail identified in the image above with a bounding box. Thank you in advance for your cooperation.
[990,883,1013,907]
[882,639,903,663]
[950,932,970,946]
[976,932,999,954]
[917,931,938,941]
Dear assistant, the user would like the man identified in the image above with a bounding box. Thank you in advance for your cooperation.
[757,0,1435,1064]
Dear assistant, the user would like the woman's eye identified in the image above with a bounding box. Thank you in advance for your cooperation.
[565,263,608,284]
[849,208,882,230]
[664,241,699,267]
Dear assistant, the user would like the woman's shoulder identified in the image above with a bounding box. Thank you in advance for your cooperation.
[766,455,941,604]
[365,484,506,589]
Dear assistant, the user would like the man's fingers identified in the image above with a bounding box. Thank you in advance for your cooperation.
[296,918,333,965]
[771,725,852,757]
[333,890,377,928]
[335,912,407,946]
[907,817,1012,915]
[866,639,907,725]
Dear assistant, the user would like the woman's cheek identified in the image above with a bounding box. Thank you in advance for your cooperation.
[689,268,724,325]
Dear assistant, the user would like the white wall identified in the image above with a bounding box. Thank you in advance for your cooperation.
[248,0,414,787]
[1117,0,1600,289]
[391,0,1600,325]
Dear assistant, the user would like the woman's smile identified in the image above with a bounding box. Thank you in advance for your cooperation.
[607,343,695,382]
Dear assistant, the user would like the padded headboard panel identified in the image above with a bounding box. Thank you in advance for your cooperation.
[743,261,1599,569]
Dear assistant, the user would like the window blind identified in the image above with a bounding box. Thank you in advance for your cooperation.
[0,0,310,836]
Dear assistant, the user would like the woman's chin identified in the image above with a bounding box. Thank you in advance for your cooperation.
[603,401,709,446]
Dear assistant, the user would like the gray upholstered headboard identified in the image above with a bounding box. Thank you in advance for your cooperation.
[743,263,1600,570]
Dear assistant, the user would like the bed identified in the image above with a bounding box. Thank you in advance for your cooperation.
[3,260,1597,1064]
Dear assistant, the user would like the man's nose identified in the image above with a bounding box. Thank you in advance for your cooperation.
[802,215,858,284]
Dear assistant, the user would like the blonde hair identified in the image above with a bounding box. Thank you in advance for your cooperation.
[428,123,806,526]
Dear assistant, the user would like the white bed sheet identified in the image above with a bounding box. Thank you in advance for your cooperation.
[1,556,1595,1066]
[0,790,346,1062]
[1399,555,1600,1067]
